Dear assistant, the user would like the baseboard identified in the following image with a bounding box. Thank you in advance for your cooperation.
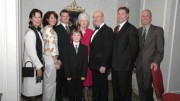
[166,90,180,94]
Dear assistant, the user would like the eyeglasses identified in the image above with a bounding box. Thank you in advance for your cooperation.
[92,16,103,19]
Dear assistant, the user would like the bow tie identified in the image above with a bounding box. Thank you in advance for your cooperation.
[95,27,100,30]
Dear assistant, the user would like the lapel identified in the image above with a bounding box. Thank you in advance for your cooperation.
[144,24,154,48]
[138,27,143,47]
[91,24,106,44]
[115,21,129,36]
[60,24,69,35]
[70,44,77,57]
[71,44,82,56]
[77,44,82,56]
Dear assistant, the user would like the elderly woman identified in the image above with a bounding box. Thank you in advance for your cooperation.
[77,12,93,101]
[42,11,60,101]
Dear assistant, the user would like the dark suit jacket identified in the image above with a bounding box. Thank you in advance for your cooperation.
[112,21,139,71]
[136,24,164,72]
[54,24,70,60]
[63,44,88,79]
[89,24,114,71]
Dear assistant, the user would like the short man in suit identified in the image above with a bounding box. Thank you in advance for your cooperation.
[89,10,114,101]
[136,9,164,101]
[54,9,72,101]
[63,28,88,101]
[112,7,139,101]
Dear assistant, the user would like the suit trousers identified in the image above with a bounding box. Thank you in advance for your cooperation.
[136,66,154,101]
[43,55,56,101]
[67,79,83,101]
[92,70,108,101]
[112,70,132,101]
[56,68,64,101]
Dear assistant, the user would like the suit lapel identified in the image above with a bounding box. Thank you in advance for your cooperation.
[70,44,77,56]
[144,25,154,48]
[91,24,106,44]
[77,44,82,56]
[60,24,69,35]
[115,22,129,36]
[138,27,143,47]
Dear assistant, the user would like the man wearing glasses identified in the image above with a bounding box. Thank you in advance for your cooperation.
[89,10,114,101]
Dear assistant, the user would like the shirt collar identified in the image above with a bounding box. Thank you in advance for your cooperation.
[73,41,80,47]
[61,23,68,28]
[99,23,105,29]
[119,20,127,28]
[143,24,150,30]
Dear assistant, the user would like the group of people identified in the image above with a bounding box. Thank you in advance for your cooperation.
[22,6,164,101]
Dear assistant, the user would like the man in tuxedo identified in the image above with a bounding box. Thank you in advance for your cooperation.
[54,9,72,101]
[89,10,113,101]
[112,7,139,101]
[136,9,164,101]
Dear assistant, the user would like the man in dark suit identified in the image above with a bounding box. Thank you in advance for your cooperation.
[63,29,88,101]
[89,10,113,101]
[112,7,139,101]
[54,9,72,101]
[136,9,164,101]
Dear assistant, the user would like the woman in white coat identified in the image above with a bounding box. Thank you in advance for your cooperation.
[22,8,44,101]
[42,11,61,101]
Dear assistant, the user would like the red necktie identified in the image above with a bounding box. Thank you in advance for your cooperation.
[116,25,120,33]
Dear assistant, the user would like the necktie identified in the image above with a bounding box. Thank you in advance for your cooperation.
[75,44,78,54]
[116,25,120,33]
[65,26,70,34]
[142,29,146,47]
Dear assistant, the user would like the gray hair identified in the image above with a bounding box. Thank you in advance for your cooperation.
[78,12,90,22]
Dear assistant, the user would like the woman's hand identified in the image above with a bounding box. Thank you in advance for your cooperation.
[37,68,42,77]
[55,60,62,70]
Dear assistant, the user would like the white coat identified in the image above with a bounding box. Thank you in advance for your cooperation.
[22,28,44,97]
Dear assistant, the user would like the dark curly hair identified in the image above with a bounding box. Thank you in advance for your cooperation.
[42,11,58,27]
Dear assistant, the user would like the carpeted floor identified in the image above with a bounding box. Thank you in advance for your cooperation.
[85,81,140,101]
[22,81,140,101]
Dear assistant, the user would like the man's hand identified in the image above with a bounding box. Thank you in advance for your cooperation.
[55,60,62,70]
[81,77,86,80]
[151,62,158,71]
[99,66,106,73]
[67,77,71,81]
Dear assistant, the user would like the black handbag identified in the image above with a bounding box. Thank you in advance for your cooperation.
[22,61,35,77]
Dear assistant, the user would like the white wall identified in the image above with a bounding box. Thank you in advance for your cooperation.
[117,0,141,28]
[141,0,180,94]
[21,0,117,35]
[168,0,180,93]
[0,0,20,101]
